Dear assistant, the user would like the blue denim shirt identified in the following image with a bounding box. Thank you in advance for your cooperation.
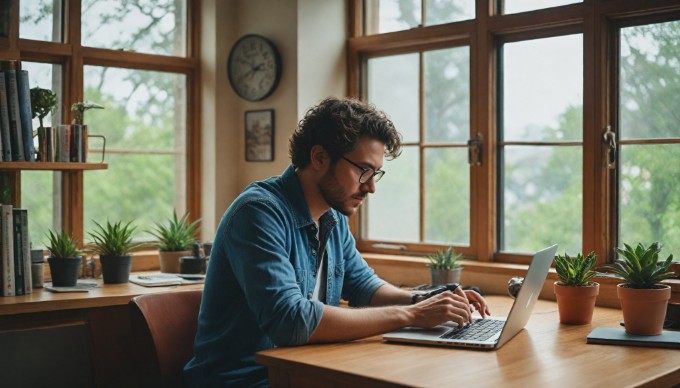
[184,165,385,386]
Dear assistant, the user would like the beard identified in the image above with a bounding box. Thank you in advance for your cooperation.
[318,165,367,216]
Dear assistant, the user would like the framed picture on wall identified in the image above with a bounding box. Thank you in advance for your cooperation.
[244,109,274,162]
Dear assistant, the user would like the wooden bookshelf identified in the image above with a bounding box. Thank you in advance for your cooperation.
[0,161,108,171]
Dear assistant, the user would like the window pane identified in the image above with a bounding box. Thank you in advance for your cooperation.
[502,34,583,142]
[364,0,420,35]
[620,21,680,140]
[20,0,62,42]
[619,145,680,259]
[618,21,680,261]
[425,0,474,26]
[21,172,57,249]
[425,47,469,143]
[20,62,63,133]
[17,62,63,249]
[368,54,419,143]
[365,146,420,242]
[83,66,187,240]
[503,0,581,15]
[424,148,469,244]
[82,0,187,56]
[502,146,582,253]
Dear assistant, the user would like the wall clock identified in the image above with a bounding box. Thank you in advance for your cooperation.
[227,34,282,102]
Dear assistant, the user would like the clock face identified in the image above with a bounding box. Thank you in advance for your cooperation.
[228,34,282,102]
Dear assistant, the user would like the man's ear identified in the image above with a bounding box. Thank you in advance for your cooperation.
[310,145,327,169]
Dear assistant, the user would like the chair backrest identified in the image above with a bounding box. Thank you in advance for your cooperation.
[129,289,202,388]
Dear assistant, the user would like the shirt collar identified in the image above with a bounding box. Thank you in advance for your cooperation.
[280,164,338,230]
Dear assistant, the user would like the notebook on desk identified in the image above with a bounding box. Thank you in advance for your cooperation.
[383,244,558,350]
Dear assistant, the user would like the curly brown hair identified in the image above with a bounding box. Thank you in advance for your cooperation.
[289,97,402,168]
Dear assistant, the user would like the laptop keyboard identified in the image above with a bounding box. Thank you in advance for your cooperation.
[439,318,504,341]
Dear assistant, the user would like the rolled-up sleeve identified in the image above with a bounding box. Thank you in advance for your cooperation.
[335,217,385,307]
[223,198,324,346]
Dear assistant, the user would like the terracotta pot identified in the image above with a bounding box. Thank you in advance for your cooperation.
[554,282,599,325]
[617,284,671,336]
[159,250,191,273]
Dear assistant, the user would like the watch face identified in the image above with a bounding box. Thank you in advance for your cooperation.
[228,34,282,102]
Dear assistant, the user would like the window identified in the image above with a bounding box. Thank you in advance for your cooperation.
[364,0,474,35]
[350,0,680,265]
[5,0,199,247]
[617,20,680,260]
[364,47,471,248]
[499,34,583,255]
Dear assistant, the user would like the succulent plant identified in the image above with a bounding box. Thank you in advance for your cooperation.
[45,229,82,258]
[555,251,598,286]
[599,242,675,289]
[87,220,147,256]
[426,246,463,270]
[149,211,201,252]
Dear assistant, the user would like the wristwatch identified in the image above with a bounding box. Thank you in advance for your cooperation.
[411,283,459,304]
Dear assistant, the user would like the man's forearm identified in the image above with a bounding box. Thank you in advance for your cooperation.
[307,303,412,343]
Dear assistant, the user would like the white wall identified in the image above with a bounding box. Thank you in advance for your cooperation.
[200,0,348,239]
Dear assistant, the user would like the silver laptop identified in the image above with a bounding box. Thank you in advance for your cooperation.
[383,244,558,350]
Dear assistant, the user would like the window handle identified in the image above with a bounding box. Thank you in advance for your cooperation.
[467,132,483,166]
[602,126,616,170]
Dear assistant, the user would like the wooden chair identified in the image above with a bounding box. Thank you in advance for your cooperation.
[129,289,202,388]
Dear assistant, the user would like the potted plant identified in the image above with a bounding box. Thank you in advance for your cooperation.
[426,246,463,285]
[45,229,83,287]
[553,251,599,324]
[149,211,200,273]
[599,242,676,335]
[30,87,58,161]
[87,220,147,284]
[71,100,104,125]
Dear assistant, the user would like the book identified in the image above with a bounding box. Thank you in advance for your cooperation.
[11,208,24,295]
[4,68,25,161]
[44,281,99,293]
[56,124,71,162]
[0,71,12,161]
[16,70,35,161]
[0,204,15,296]
[129,273,205,287]
[13,208,31,294]
[587,326,680,349]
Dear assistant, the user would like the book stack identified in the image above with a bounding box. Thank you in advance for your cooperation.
[0,204,32,296]
[0,60,35,162]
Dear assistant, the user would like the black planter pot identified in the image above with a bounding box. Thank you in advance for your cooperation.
[48,256,83,287]
[100,255,132,284]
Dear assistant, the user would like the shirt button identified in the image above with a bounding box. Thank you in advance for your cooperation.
[307,293,313,299]
[311,249,317,256]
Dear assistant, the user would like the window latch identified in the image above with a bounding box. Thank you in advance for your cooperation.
[467,132,483,166]
[602,126,616,170]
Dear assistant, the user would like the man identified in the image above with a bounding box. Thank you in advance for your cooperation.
[184,97,489,386]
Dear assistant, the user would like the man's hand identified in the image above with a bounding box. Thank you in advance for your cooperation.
[409,288,490,328]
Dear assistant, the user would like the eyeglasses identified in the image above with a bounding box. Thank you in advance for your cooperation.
[340,156,385,184]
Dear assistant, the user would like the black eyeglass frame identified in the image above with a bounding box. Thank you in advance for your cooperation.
[340,156,385,184]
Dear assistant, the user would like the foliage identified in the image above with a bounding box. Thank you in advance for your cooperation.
[45,230,81,258]
[426,246,463,270]
[598,242,676,289]
[149,211,200,252]
[86,220,147,256]
[30,87,58,129]
[71,101,104,125]
[555,251,598,286]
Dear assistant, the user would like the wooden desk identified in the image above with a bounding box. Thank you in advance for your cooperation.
[0,275,203,387]
[256,296,680,387]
